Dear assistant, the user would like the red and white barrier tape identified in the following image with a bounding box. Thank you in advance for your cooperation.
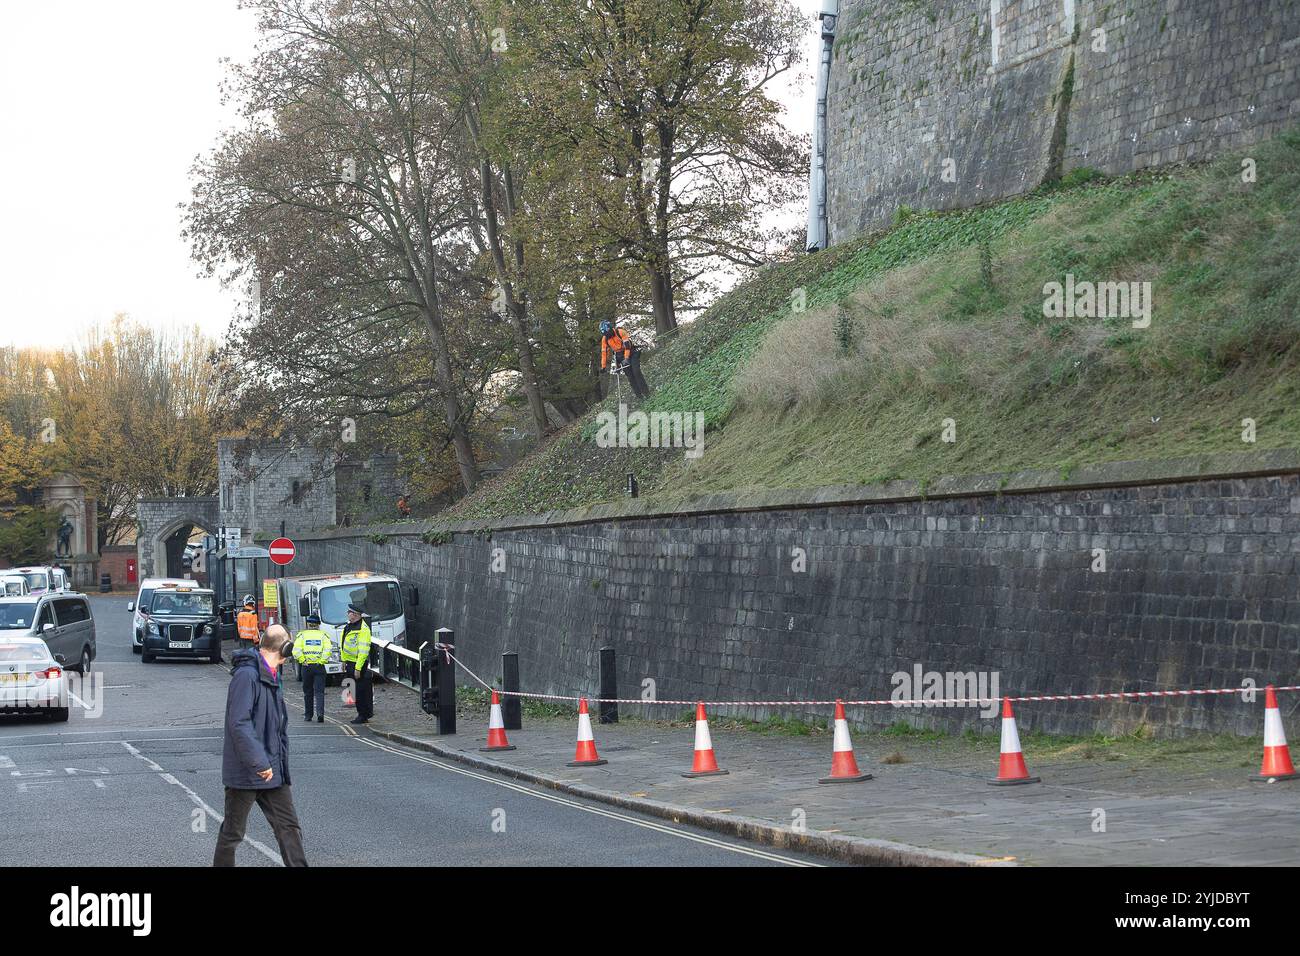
[443,649,1298,710]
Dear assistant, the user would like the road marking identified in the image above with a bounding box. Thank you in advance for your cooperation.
[120,741,283,866]
[0,756,13,769]
[291,698,814,865]
[345,730,817,867]
[0,733,352,751]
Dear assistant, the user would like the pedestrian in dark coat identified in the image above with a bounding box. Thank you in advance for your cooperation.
[213,625,307,866]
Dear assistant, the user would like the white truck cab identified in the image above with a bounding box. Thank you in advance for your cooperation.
[1,575,31,597]
[13,566,70,596]
[275,572,413,682]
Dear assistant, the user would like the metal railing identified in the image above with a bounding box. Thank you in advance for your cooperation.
[367,637,421,690]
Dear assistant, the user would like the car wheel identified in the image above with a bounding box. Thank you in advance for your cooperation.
[132,644,142,655]
[48,707,70,722]
[77,647,91,675]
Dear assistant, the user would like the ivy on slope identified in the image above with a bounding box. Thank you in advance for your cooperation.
[638,192,1068,428]
[448,182,1106,521]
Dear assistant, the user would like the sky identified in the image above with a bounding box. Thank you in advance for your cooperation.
[0,0,821,351]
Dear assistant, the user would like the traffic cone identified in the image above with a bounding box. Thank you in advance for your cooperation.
[819,700,871,783]
[566,698,607,767]
[682,703,729,778]
[480,690,516,752]
[1252,685,1298,782]
[989,697,1040,786]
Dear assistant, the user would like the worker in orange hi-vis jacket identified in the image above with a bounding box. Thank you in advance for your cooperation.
[599,321,650,399]
[236,595,261,648]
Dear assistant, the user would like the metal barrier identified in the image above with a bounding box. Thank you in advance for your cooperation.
[364,628,456,735]
[368,637,421,691]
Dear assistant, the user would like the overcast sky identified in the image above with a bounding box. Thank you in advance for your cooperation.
[0,0,820,351]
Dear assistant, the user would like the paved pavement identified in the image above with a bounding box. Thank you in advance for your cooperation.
[370,683,1300,866]
[0,594,829,867]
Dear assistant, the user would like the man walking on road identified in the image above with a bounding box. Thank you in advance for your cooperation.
[339,603,373,726]
[292,612,332,723]
[213,624,307,867]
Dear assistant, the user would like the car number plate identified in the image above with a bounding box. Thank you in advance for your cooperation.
[0,673,27,685]
[169,642,192,649]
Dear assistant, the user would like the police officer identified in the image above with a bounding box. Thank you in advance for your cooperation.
[339,603,373,725]
[291,612,332,723]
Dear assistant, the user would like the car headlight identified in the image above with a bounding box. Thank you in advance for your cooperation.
[203,624,214,635]
[147,621,159,635]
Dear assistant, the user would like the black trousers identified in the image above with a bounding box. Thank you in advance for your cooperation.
[212,785,307,867]
[621,350,650,399]
[301,663,325,718]
[350,666,374,719]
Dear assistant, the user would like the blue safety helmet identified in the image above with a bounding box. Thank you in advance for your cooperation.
[599,320,613,336]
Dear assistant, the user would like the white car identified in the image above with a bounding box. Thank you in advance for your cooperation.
[0,636,69,721]
[127,578,192,654]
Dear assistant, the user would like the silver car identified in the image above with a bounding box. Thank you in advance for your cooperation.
[0,636,70,721]
[0,594,96,676]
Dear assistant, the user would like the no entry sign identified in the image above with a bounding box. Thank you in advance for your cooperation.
[269,537,296,566]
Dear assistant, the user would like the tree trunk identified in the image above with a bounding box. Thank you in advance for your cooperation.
[419,305,478,493]
[481,159,550,439]
[648,264,677,336]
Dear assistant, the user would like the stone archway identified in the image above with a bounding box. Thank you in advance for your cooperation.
[136,497,219,580]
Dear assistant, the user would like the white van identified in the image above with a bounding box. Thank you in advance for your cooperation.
[1,575,31,597]
[12,566,70,596]
[127,577,193,654]
[275,572,414,682]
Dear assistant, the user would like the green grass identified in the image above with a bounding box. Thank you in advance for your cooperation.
[447,127,1300,521]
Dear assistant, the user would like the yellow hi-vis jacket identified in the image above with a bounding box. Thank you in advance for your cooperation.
[292,628,333,666]
[340,619,373,674]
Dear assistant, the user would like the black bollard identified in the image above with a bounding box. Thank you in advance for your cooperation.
[434,628,456,736]
[599,646,618,724]
[420,630,457,735]
[502,652,522,730]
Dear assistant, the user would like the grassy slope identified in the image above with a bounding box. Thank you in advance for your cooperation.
[449,129,1300,521]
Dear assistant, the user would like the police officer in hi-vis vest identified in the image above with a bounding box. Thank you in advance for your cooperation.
[339,603,373,725]
[291,612,333,723]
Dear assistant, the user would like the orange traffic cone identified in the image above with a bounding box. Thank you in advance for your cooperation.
[480,690,516,752]
[819,700,871,783]
[990,697,1040,786]
[566,698,607,767]
[1253,685,1298,782]
[681,703,729,778]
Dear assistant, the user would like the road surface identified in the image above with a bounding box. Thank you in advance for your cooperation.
[0,594,825,867]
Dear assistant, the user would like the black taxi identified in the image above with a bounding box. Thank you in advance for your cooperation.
[140,585,223,664]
